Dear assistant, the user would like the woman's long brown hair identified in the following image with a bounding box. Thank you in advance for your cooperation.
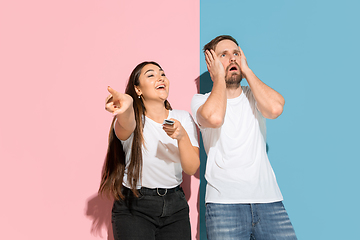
[99,61,172,200]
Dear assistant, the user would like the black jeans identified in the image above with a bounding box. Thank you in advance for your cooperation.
[112,186,191,240]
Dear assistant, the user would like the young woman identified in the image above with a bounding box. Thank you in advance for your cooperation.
[99,61,200,240]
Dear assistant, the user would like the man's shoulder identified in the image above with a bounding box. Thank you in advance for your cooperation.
[192,92,211,102]
[241,85,251,93]
[241,86,255,102]
[193,92,211,98]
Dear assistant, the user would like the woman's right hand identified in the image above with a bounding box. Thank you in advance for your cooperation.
[105,86,133,115]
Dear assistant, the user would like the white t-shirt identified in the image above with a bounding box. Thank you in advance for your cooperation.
[119,109,199,189]
[191,86,283,204]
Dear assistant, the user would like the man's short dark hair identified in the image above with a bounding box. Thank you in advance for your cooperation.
[203,35,238,53]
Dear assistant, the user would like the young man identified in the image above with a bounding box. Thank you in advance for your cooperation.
[191,35,297,240]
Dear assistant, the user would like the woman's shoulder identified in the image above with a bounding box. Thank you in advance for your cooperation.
[170,109,188,114]
[170,109,190,117]
[170,109,192,121]
[170,109,197,133]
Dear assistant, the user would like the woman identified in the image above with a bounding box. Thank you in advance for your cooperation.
[99,61,200,240]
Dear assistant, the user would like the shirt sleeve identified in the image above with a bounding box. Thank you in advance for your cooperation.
[113,118,134,143]
[190,93,210,128]
[243,86,261,113]
[181,111,199,148]
[243,86,266,140]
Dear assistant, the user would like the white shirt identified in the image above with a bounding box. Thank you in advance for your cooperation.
[191,86,283,203]
[119,109,199,189]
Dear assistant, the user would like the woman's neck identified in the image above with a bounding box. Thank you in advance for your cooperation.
[143,101,169,124]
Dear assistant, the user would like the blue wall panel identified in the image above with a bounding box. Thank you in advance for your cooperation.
[200,1,360,239]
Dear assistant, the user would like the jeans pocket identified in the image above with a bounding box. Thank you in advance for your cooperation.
[137,191,145,200]
[112,200,131,215]
[177,188,186,200]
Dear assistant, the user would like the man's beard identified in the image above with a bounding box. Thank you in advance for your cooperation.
[225,64,242,89]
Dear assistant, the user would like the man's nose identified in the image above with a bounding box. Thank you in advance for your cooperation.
[230,55,236,62]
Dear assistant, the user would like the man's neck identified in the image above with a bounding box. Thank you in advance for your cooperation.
[226,85,242,99]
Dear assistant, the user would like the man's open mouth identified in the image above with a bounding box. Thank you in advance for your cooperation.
[228,64,238,72]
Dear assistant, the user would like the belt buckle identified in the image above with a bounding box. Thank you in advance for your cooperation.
[156,188,167,196]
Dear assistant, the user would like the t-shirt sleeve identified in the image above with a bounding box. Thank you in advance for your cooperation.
[243,86,261,113]
[243,86,266,140]
[181,111,199,148]
[191,93,209,128]
[113,118,134,145]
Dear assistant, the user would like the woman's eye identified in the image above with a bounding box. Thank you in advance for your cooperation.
[148,74,154,77]
[161,73,166,76]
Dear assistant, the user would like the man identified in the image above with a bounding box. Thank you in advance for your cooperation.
[191,35,297,240]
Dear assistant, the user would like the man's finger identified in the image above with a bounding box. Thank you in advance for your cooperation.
[205,54,211,67]
[239,47,245,58]
[205,50,211,63]
[210,49,217,59]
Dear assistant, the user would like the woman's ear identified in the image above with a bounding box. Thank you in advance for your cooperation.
[134,85,142,97]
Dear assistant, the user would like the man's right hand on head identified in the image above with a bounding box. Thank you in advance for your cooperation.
[205,49,226,83]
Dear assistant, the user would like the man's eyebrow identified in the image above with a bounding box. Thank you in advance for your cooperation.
[219,50,229,54]
[218,49,240,56]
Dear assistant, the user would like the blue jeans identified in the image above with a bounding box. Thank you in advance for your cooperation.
[205,201,297,240]
[112,186,191,240]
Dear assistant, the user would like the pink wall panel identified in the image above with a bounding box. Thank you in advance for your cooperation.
[0,1,199,239]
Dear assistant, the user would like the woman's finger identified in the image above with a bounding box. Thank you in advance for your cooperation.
[107,86,117,94]
[105,102,115,111]
[105,94,113,104]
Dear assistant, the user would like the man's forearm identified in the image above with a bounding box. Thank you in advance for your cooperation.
[197,78,227,128]
[243,68,285,119]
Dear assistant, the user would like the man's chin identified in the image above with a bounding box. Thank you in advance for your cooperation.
[226,78,242,89]
[226,73,242,83]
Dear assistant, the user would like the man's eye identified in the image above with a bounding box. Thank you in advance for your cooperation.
[234,53,239,56]
[221,54,226,57]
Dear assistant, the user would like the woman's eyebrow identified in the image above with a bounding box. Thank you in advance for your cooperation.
[144,69,154,75]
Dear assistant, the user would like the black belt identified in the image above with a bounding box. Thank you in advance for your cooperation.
[140,185,181,196]
[122,185,181,197]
